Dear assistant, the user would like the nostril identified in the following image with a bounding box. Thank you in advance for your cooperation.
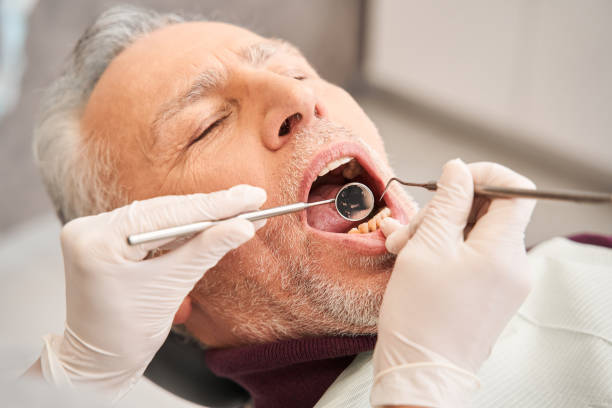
[278,113,303,136]
[279,118,290,136]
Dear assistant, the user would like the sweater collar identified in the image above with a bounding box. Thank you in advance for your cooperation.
[205,335,377,408]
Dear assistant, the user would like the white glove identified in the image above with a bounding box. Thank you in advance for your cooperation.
[40,185,267,403]
[371,159,536,408]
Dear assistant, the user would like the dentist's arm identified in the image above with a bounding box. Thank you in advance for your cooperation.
[28,185,266,403]
[372,159,536,408]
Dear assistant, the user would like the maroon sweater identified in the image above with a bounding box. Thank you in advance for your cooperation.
[205,233,611,408]
[206,335,377,408]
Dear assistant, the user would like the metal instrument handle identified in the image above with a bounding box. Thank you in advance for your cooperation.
[474,185,612,202]
[127,199,335,246]
[381,177,612,203]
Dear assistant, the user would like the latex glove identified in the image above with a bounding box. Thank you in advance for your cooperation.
[40,185,267,403]
[371,160,536,408]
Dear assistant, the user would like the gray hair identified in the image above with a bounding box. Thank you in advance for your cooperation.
[33,6,189,224]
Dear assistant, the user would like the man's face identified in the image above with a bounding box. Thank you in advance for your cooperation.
[81,21,417,347]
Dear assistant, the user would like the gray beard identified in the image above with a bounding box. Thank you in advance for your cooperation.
[193,118,411,344]
[232,119,397,342]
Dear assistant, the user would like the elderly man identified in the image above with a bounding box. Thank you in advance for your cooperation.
[27,6,611,408]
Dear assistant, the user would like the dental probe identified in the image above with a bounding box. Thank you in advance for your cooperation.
[127,182,375,246]
[379,177,612,203]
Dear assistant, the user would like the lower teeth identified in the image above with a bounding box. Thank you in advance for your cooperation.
[347,207,391,234]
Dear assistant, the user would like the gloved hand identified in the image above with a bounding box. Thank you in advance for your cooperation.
[40,185,267,403]
[371,159,536,408]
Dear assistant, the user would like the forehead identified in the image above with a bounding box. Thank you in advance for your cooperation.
[85,22,258,114]
[110,21,265,82]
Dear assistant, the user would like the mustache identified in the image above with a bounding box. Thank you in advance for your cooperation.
[277,118,360,204]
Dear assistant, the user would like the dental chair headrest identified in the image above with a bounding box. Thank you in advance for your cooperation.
[144,332,250,408]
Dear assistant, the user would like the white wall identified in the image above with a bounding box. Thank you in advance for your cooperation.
[365,0,612,177]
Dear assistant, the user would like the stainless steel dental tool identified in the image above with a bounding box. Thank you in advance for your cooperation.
[127,182,375,246]
[379,177,612,203]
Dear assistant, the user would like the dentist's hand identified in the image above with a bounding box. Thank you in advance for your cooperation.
[371,160,536,408]
[39,185,266,403]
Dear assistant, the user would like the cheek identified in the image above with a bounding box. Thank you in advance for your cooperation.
[173,133,270,195]
[191,229,280,299]
[319,85,386,154]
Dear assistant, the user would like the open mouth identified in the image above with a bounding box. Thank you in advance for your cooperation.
[306,157,391,234]
[300,142,403,245]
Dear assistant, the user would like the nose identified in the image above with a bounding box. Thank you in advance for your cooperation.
[256,74,325,150]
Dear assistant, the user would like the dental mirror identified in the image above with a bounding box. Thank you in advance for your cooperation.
[334,182,375,221]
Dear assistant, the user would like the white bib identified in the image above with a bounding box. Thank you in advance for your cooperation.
[315,237,612,408]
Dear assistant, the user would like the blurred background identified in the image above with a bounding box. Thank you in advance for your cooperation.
[0,0,610,405]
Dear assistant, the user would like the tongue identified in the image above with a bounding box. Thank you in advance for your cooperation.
[307,184,355,233]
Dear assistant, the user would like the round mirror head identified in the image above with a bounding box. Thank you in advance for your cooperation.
[335,182,375,221]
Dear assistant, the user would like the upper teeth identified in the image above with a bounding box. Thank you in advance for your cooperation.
[342,159,363,179]
[318,157,353,177]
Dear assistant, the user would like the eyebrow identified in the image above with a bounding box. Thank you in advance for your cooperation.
[152,39,304,141]
[238,38,303,65]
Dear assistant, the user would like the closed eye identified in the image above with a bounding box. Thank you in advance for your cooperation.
[189,114,229,147]
[283,68,307,81]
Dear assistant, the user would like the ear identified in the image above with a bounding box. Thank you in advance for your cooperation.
[173,295,193,325]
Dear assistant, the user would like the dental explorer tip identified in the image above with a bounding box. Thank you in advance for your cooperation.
[379,179,396,201]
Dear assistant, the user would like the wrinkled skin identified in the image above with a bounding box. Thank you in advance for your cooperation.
[81,22,417,347]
